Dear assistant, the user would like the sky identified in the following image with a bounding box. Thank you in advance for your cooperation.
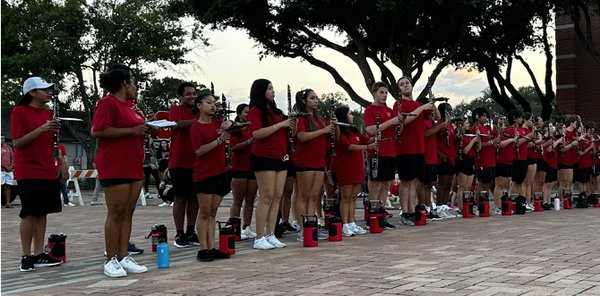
[154,27,555,112]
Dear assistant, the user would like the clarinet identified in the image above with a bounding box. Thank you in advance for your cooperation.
[371,112,380,179]
[427,79,436,127]
[514,125,520,159]
[457,128,464,161]
[221,94,231,168]
[52,85,61,159]
[495,119,503,158]
[445,104,451,147]
[329,103,336,157]
[396,92,402,143]
[287,84,295,154]
[475,123,481,159]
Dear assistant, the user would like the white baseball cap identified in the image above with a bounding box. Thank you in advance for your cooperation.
[22,77,54,94]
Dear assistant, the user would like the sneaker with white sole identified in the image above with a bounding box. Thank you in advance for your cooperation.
[342,224,355,237]
[265,235,286,248]
[493,207,502,215]
[90,200,103,206]
[296,232,304,242]
[350,223,367,235]
[158,201,171,207]
[317,217,325,228]
[317,229,329,240]
[33,253,62,267]
[64,202,76,207]
[253,236,275,250]
[291,220,301,231]
[104,256,127,278]
[119,255,147,274]
[241,226,257,239]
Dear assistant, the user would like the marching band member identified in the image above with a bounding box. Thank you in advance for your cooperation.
[436,103,457,207]
[229,103,258,240]
[12,77,64,272]
[190,92,233,261]
[455,120,478,211]
[332,106,375,236]
[509,111,531,199]
[471,107,497,203]
[557,116,579,200]
[247,79,293,250]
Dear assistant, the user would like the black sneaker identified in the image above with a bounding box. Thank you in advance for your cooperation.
[196,249,213,262]
[174,234,191,248]
[282,222,299,233]
[382,219,396,229]
[274,223,285,238]
[426,213,442,221]
[187,233,200,246]
[33,253,62,268]
[210,248,231,259]
[20,255,35,272]
[127,242,144,255]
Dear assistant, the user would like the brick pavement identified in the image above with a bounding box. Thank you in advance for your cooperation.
[1,192,600,295]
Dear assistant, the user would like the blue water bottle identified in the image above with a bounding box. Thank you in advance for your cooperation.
[157,243,169,269]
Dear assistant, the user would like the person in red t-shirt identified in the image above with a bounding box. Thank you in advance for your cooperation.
[436,103,457,207]
[293,89,333,237]
[521,113,539,207]
[247,79,293,250]
[168,82,200,248]
[509,111,533,198]
[492,115,517,213]
[332,106,376,236]
[557,116,580,200]
[93,66,148,277]
[1,134,16,208]
[229,103,258,240]
[532,117,547,202]
[471,107,498,202]
[190,93,233,261]
[11,77,64,272]
[574,122,595,198]
[56,143,73,206]
[455,120,478,211]
[393,77,436,225]
[364,81,402,228]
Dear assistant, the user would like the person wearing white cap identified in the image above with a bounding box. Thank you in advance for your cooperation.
[10,76,64,272]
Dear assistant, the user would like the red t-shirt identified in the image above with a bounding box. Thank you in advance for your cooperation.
[332,132,370,185]
[424,120,437,165]
[363,104,395,158]
[545,140,558,169]
[248,106,287,159]
[55,144,67,169]
[461,135,476,160]
[10,105,58,180]
[168,105,198,169]
[515,127,529,161]
[595,141,600,165]
[558,129,576,166]
[393,99,427,155]
[436,121,456,165]
[497,126,516,165]
[579,135,594,169]
[230,127,252,172]
[93,95,145,180]
[294,115,328,168]
[471,124,496,168]
[190,120,227,182]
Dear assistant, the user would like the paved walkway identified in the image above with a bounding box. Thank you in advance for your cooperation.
[1,192,600,295]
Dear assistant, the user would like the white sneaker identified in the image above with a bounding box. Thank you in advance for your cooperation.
[64,202,76,207]
[493,207,502,215]
[158,202,171,207]
[241,226,257,239]
[104,256,127,278]
[296,232,304,242]
[119,255,147,274]
[317,217,325,228]
[90,200,103,206]
[350,223,367,235]
[525,203,534,211]
[342,224,355,237]
[291,220,300,231]
[253,236,275,250]
[317,229,329,240]
[265,234,286,248]
[170,202,174,207]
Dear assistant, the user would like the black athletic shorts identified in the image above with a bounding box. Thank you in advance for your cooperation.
[170,168,194,197]
[251,155,288,172]
[18,179,61,219]
[231,170,256,180]
[512,160,528,184]
[295,165,325,172]
[370,156,395,181]
[438,160,455,176]
[545,167,557,183]
[574,167,591,183]
[558,163,572,170]
[537,159,548,172]
[527,158,537,165]
[396,154,425,181]
[495,163,513,178]
[100,178,140,187]
[194,171,232,197]
[455,157,475,176]
[476,167,495,184]
[419,164,438,183]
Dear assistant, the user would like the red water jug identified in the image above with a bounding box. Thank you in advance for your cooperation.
[146,224,167,252]
[369,201,384,233]
[46,233,67,263]
[227,217,242,242]
[501,192,511,216]
[563,190,572,209]
[478,191,490,217]
[462,191,474,218]
[328,216,342,241]
[302,215,319,247]
[217,221,235,255]
[533,192,544,212]
[414,204,427,226]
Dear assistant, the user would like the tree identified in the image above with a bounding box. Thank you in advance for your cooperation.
[555,0,600,65]
[139,77,206,113]
[317,92,364,131]
[185,0,487,106]
[1,0,204,167]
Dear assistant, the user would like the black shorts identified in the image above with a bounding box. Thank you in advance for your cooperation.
[527,158,537,165]
[476,167,495,184]
[438,161,455,176]
[170,168,194,197]
[231,170,256,180]
[574,167,591,183]
[158,159,169,172]
[593,165,600,177]
[370,156,396,181]
[456,157,475,176]
[287,162,297,178]
[545,167,557,183]
[251,155,288,172]
[18,179,61,219]
[537,159,548,172]
[512,160,528,184]
[495,163,513,178]
[295,165,325,172]
[419,164,438,183]
[194,171,232,196]
[100,178,140,187]
[558,163,572,170]
[396,154,425,181]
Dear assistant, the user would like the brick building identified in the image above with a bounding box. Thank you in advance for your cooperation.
[555,11,600,125]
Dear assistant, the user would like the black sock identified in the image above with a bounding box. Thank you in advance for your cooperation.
[242,224,250,230]
[186,225,195,235]
[176,229,184,236]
